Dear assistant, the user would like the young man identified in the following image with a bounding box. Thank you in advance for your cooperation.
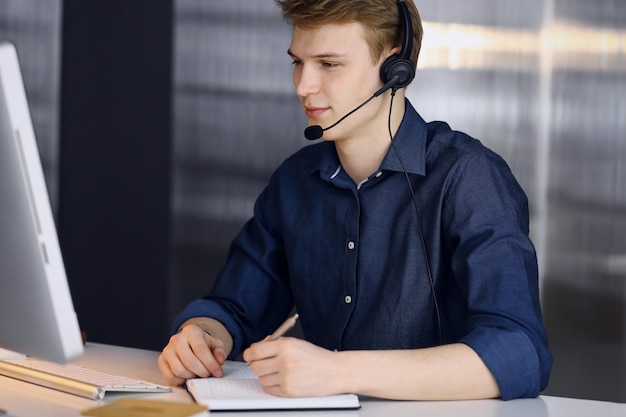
[158,0,552,401]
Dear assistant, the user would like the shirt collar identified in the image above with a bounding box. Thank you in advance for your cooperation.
[315,99,427,179]
[379,99,427,176]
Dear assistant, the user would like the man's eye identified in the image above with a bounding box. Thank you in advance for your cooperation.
[323,62,339,69]
[291,60,303,66]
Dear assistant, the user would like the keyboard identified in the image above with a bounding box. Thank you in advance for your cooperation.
[0,357,171,400]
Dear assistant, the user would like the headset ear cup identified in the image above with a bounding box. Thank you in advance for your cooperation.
[380,54,396,84]
[380,0,416,91]
[380,55,415,90]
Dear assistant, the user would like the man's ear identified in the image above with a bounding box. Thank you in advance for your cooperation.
[386,46,402,60]
[376,46,401,67]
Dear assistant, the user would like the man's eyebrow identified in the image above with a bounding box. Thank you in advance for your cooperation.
[287,49,346,59]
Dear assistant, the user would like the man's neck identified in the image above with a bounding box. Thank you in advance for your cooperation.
[336,139,390,185]
[336,94,405,184]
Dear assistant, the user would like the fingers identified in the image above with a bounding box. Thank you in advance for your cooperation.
[158,325,226,386]
[242,336,277,365]
[157,349,187,386]
[243,338,338,398]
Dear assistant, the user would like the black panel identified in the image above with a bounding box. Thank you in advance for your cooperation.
[58,0,173,350]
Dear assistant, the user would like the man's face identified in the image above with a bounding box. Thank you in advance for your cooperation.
[288,22,387,142]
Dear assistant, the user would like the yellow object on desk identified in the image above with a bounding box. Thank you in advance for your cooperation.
[81,398,208,417]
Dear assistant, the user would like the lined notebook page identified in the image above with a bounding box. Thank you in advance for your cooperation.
[186,361,360,411]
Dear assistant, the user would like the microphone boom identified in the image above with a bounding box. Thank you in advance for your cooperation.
[302,75,400,141]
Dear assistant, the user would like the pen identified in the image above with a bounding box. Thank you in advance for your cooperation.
[268,313,299,341]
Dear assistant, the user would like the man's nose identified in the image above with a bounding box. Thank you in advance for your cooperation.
[294,65,321,97]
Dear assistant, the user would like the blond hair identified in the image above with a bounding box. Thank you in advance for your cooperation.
[275,0,423,68]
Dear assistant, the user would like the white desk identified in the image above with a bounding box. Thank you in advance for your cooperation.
[0,343,624,417]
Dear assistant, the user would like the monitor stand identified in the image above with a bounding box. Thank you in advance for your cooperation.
[0,347,25,360]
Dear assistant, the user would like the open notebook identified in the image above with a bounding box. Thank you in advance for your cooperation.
[186,361,360,411]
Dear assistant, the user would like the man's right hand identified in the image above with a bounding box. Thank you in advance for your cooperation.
[158,322,230,386]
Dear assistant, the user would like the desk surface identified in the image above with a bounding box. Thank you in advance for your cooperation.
[0,343,624,417]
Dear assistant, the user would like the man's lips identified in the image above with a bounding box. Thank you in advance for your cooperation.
[305,106,329,119]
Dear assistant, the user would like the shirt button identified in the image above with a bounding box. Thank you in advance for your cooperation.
[344,295,352,304]
[347,241,355,250]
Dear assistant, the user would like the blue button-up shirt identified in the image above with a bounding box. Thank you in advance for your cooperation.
[173,100,552,400]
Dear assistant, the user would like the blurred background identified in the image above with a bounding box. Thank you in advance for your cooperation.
[0,0,624,403]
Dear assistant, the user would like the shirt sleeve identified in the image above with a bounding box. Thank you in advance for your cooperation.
[171,175,294,358]
[443,149,553,400]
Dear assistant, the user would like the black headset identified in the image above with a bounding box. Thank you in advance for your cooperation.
[379,0,415,91]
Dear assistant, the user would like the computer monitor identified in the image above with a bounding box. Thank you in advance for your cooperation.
[0,41,84,364]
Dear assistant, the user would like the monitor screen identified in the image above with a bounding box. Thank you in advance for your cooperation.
[0,42,84,364]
